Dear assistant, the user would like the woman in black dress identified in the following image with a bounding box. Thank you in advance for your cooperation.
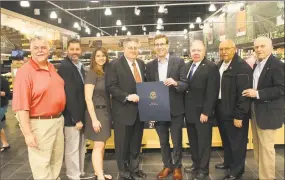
[84,47,112,180]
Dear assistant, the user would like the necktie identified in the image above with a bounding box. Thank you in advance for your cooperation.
[132,62,142,83]
[188,63,196,80]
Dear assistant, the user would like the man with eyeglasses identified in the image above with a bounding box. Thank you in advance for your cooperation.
[215,40,252,180]
[106,38,146,180]
[146,34,187,180]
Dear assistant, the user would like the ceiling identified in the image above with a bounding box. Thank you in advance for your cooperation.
[1,1,225,37]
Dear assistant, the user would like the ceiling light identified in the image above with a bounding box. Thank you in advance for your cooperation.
[114,33,117,36]
[156,24,163,30]
[199,24,204,29]
[101,31,104,36]
[58,18,62,24]
[50,11,57,19]
[77,26,81,31]
[134,7,141,16]
[96,32,101,37]
[91,1,99,3]
[189,23,195,29]
[116,20,122,26]
[73,22,80,28]
[142,26,146,31]
[34,9,40,15]
[183,29,188,34]
[209,4,217,12]
[127,31,131,36]
[85,27,90,34]
[156,30,161,35]
[104,8,112,16]
[20,1,30,7]
[116,29,118,33]
[122,26,127,31]
[184,35,187,39]
[144,32,146,35]
[196,17,202,23]
[177,41,179,44]
[183,49,187,52]
[157,18,163,24]
[158,5,167,14]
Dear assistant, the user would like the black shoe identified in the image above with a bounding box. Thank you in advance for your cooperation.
[194,173,209,180]
[223,175,238,180]
[184,165,199,173]
[215,163,230,169]
[131,170,146,179]
[119,176,135,180]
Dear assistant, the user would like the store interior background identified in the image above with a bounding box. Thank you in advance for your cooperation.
[0,1,284,180]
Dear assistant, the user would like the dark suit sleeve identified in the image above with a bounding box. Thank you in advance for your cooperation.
[202,64,219,116]
[106,61,128,104]
[258,62,284,101]
[175,59,188,92]
[233,63,253,120]
[57,64,81,123]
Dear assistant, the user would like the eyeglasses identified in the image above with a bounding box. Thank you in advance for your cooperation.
[154,43,168,47]
[126,46,139,51]
[219,47,234,52]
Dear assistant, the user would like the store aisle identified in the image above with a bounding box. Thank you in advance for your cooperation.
[0,104,284,180]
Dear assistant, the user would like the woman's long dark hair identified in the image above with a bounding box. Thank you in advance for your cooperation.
[90,47,109,76]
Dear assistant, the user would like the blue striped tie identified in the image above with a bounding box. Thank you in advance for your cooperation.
[188,63,196,80]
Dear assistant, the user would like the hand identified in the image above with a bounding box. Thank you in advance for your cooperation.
[242,89,257,98]
[127,94,140,103]
[24,133,38,148]
[200,114,208,123]
[92,120,102,133]
[164,78,178,87]
[234,119,243,128]
[0,91,5,97]
[75,121,83,130]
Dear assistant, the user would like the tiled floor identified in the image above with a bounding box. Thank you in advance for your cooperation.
[0,105,284,180]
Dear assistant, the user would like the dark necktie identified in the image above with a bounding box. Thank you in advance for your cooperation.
[188,63,196,80]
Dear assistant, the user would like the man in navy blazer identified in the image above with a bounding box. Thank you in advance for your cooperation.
[243,36,284,180]
[146,34,187,180]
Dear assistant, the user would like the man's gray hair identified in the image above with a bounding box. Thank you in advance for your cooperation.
[190,40,206,50]
[30,35,50,47]
[123,37,139,47]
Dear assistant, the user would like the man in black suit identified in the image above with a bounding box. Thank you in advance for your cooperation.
[242,36,284,180]
[215,40,252,180]
[58,39,93,180]
[145,34,187,180]
[106,38,146,180]
[183,40,219,180]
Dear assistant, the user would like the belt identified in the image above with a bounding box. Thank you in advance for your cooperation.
[95,105,106,109]
[30,113,62,119]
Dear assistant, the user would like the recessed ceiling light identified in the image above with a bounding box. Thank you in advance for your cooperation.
[20,1,30,8]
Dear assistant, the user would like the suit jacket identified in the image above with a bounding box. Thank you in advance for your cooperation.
[57,57,86,126]
[145,56,188,117]
[106,55,145,126]
[252,54,284,129]
[217,53,253,121]
[184,59,220,123]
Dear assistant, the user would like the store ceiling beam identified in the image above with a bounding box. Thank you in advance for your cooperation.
[65,2,227,11]
[47,1,111,36]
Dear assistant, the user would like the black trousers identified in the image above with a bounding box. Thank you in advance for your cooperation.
[186,122,212,174]
[114,117,144,177]
[216,103,249,177]
[155,114,184,169]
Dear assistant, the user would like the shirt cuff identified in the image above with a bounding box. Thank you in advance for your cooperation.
[256,91,260,99]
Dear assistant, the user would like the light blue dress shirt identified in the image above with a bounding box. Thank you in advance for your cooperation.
[72,61,84,83]
[158,54,169,81]
[253,55,269,99]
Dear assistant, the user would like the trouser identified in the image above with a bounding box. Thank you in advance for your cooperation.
[64,127,86,180]
[28,116,64,180]
[186,122,212,174]
[216,102,249,176]
[155,114,184,169]
[251,103,278,180]
[114,117,144,177]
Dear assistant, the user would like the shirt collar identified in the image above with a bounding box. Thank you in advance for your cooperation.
[29,58,53,71]
[158,54,170,63]
[256,55,270,66]
[192,60,202,67]
[125,56,137,65]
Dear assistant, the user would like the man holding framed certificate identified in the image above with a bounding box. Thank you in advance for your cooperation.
[145,34,188,180]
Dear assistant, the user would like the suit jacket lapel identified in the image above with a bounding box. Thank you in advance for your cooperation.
[121,56,136,83]
[190,59,206,82]
[167,56,174,78]
[137,60,145,82]
[257,55,272,88]
[186,62,192,77]
[153,59,159,81]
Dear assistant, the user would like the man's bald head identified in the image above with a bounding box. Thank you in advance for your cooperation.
[254,36,273,61]
[219,39,236,63]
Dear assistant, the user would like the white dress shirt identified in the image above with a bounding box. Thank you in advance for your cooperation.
[125,56,142,80]
[158,54,169,81]
[218,60,231,99]
[253,55,270,99]
[187,60,202,78]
